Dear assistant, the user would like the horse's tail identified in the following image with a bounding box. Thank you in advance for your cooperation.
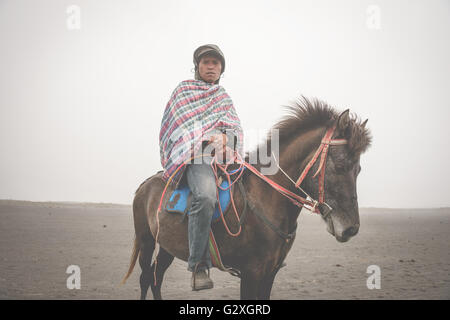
[120,237,140,285]
[121,172,162,285]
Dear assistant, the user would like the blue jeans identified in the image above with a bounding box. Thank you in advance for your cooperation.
[185,159,217,272]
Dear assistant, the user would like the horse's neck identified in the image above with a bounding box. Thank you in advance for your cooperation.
[242,126,325,226]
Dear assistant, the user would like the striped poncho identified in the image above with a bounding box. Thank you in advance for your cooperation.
[159,80,244,186]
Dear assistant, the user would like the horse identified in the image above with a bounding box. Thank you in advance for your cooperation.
[121,97,372,300]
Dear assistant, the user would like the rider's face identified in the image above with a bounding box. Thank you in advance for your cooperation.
[198,54,222,83]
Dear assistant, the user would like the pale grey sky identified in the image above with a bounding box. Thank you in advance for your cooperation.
[0,0,449,207]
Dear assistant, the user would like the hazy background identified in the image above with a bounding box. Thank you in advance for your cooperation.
[0,0,449,208]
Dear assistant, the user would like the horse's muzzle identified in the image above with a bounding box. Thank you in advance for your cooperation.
[335,225,359,242]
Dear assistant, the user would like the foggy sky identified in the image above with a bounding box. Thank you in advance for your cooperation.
[0,0,449,208]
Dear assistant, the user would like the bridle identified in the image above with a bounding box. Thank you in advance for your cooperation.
[238,124,347,219]
[294,124,348,217]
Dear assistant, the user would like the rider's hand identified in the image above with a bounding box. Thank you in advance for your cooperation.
[209,133,228,150]
[209,133,229,159]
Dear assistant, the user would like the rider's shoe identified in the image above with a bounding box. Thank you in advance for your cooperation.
[191,269,214,291]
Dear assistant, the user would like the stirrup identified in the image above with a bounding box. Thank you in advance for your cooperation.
[191,263,214,291]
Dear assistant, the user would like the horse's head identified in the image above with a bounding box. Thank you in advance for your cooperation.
[249,98,371,243]
[302,110,371,243]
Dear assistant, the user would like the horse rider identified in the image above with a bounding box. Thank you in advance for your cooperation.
[159,44,244,290]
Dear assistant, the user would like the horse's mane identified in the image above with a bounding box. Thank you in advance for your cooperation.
[245,96,372,166]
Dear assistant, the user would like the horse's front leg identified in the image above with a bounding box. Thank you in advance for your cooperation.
[240,271,262,300]
[256,269,280,300]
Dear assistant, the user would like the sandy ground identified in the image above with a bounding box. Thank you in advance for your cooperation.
[0,199,449,300]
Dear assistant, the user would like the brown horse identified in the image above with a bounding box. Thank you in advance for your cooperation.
[121,97,371,300]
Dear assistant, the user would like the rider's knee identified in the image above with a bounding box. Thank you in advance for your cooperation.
[194,193,217,215]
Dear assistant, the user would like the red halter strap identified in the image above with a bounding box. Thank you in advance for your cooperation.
[295,125,347,205]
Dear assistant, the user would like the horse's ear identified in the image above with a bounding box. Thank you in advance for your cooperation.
[337,109,350,133]
[361,118,368,129]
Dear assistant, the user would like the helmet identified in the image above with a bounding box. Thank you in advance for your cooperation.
[193,44,225,83]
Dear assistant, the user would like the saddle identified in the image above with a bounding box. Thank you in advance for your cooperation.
[165,177,233,224]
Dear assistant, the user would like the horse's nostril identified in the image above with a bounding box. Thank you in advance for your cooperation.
[342,226,359,238]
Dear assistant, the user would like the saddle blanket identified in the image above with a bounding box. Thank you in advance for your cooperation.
[165,179,232,223]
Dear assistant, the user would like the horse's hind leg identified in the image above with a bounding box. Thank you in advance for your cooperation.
[138,232,155,300]
[150,246,174,300]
